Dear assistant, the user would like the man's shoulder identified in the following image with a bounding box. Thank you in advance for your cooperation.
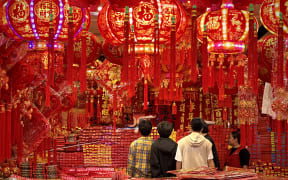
[177,135,189,145]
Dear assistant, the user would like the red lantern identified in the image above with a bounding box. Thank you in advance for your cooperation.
[0,0,90,41]
[197,1,257,54]
[260,0,288,35]
[258,35,288,83]
[102,40,123,65]
[74,31,102,66]
[98,0,187,45]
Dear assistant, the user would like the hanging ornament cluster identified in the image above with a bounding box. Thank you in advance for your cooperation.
[97,0,187,45]
[197,0,257,54]
[238,86,258,147]
[0,0,90,41]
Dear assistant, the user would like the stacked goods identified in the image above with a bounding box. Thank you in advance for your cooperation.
[33,163,45,179]
[56,137,65,151]
[58,152,84,168]
[46,165,57,179]
[20,162,32,178]
[253,160,288,178]
[111,128,139,168]
[257,117,272,163]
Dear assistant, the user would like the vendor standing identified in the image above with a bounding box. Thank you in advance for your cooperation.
[225,130,250,169]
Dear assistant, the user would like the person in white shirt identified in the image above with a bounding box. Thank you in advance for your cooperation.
[175,117,215,170]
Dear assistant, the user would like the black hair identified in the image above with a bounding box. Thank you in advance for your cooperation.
[190,117,204,132]
[231,129,241,144]
[157,121,173,138]
[202,121,209,133]
[139,119,152,136]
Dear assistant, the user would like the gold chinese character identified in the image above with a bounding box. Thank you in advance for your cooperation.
[180,103,185,112]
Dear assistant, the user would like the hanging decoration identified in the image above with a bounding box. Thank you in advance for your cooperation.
[197,0,257,54]
[260,0,288,36]
[0,0,90,41]
[238,86,258,147]
[97,0,187,46]
[271,88,288,150]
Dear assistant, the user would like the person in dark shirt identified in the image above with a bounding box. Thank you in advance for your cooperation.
[201,121,220,170]
[150,121,177,178]
[225,130,250,169]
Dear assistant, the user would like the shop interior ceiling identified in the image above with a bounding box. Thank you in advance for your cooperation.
[88,3,267,43]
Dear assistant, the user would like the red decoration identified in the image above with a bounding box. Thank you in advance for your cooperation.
[98,0,187,45]
[0,0,90,41]
[102,40,123,65]
[197,1,257,54]
[74,31,102,66]
[260,0,288,35]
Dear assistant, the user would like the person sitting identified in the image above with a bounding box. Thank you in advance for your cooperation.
[224,130,250,169]
[150,121,177,177]
[127,120,154,177]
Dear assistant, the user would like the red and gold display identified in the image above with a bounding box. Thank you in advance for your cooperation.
[0,0,90,41]
[74,31,102,66]
[260,0,288,35]
[197,1,256,54]
[97,0,187,45]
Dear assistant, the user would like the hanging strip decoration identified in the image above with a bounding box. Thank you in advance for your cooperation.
[190,5,198,83]
[121,6,129,83]
[144,80,148,110]
[67,7,74,85]
[277,13,284,88]
[170,16,176,101]
[228,55,235,88]
[247,4,258,94]
[208,54,215,88]
[218,53,225,101]
[46,14,54,107]
[202,25,209,94]
[153,14,161,88]
[80,23,87,93]
[113,92,117,134]
[128,25,136,98]
[5,104,12,161]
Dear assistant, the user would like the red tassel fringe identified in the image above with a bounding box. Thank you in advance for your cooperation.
[170,17,176,102]
[190,5,198,83]
[202,26,209,94]
[80,27,87,93]
[67,7,74,85]
[121,7,129,83]
[144,80,148,110]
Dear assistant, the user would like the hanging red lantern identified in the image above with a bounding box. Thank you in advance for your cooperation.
[98,0,187,46]
[74,31,102,66]
[260,0,288,35]
[197,0,257,54]
[0,0,90,41]
[102,40,123,65]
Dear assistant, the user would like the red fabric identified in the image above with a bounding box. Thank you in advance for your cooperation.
[225,146,246,168]
[70,0,100,8]
[0,105,5,162]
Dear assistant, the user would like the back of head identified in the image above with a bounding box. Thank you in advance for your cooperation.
[202,121,209,134]
[190,117,204,132]
[157,121,173,138]
[139,119,152,136]
[231,129,241,144]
